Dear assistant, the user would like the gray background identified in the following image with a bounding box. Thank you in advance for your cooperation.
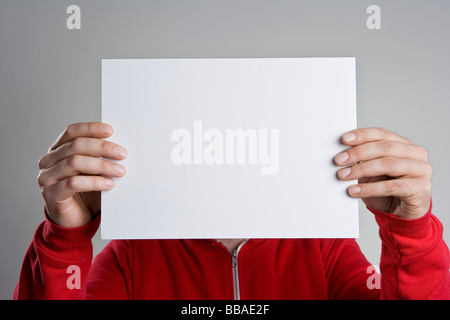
[0,0,449,299]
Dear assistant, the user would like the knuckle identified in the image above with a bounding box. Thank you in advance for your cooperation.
[384,180,395,194]
[423,177,432,193]
[88,122,101,134]
[101,140,110,154]
[87,122,95,133]
[356,128,368,141]
[383,157,398,170]
[37,170,46,187]
[424,162,433,176]
[416,145,428,161]
[70,137,83,153]
[351,162,362,176]
[66,176,78,190]
[363,182,374,195]
[67,154,82,169]
[351,145,363,158]
[373,127,387,138]
[38,155,47,169]
[381,141,393,154]
[403,137,413,144]
[64,124,75,137]
[385,179,399,194]
[41,186,51,200]
[92,176,103,189]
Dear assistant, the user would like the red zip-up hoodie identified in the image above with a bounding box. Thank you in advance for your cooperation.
[13,204,450,299]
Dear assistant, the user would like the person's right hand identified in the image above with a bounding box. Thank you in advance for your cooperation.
[37,122,127,228]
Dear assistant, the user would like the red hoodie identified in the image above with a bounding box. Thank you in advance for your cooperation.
[13,204,450,300]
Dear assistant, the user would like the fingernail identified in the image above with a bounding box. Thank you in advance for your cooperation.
[335,152,349,164]
[338,167,351,178]
[104,179,115,187]
[343,133,356,143]
[115,146,127,158]
[113,164,126,175]
[349,186,361,194]
[100,124,113,135]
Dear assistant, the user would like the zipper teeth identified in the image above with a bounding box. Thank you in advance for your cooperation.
[231,240,248,300]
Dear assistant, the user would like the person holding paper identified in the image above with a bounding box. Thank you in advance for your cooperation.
[13,122,449,299]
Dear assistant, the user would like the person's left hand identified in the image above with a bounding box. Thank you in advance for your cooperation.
[334,127,432,220]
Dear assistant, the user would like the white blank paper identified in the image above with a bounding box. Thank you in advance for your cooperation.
[101,58,359,239]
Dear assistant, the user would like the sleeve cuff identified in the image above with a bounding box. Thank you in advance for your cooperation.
[367,199,443,256]
[33,208,101,263]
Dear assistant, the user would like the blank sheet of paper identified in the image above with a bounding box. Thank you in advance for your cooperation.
[101,58,358,239]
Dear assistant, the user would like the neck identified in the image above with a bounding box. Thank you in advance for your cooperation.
[215,239,246,251]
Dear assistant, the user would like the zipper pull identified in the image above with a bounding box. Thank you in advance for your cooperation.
[231,250,237,268]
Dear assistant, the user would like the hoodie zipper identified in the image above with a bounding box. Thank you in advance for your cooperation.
[230,240,248,300]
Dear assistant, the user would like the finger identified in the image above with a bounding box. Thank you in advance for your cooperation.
[337,157,432,181]
[43,176,115,202]
[49,122,114,152]
[39,137,127,169]
[38,155,126,187]
[335,140,428,167]
[341,127,413,146]
[347,177,432,199]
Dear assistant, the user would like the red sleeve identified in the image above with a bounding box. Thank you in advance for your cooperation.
[322,238,380,300]
[84,240,132,300]
[13,213,100,300]
[369,201,450,299]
